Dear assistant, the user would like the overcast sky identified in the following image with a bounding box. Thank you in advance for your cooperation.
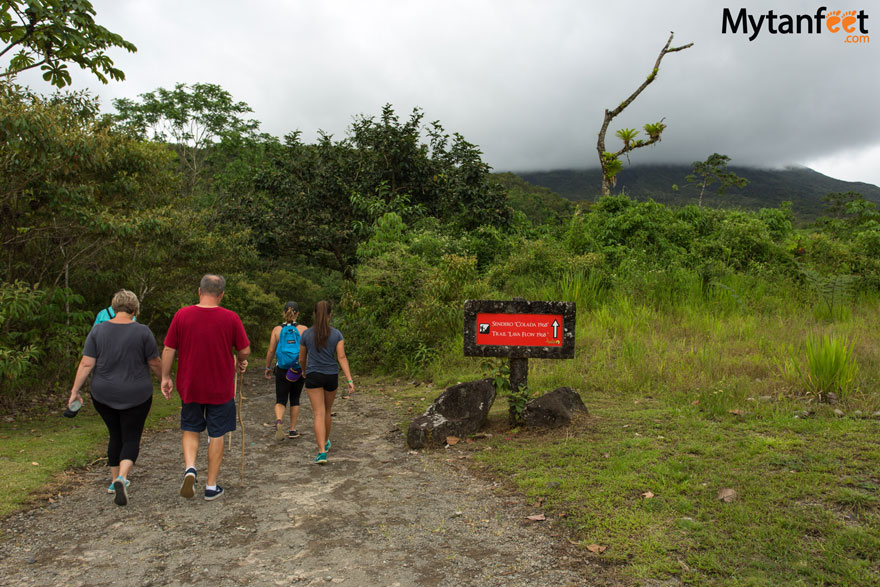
[18,0,880,187]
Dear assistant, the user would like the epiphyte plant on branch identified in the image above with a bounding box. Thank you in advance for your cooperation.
[596,32,692,196]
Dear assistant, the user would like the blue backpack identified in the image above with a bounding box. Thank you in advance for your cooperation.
[275,323,302,370]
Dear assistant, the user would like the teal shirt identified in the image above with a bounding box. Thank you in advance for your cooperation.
[93,306,136,327]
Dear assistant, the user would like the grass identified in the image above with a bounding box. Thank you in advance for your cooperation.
[0,387,178,519]
[377,290,880,585]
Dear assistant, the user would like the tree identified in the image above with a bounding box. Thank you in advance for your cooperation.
[686,153,749,207]
[253,105,512,275]
[0,0,136,88]
[596,32,693,196]
[113,83,260,194]
[822,190,864,220]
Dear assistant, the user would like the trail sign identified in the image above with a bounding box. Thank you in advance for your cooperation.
[464,300,575,359]
[464,299,576,424]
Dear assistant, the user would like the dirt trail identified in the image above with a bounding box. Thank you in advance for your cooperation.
[0,374,609,586]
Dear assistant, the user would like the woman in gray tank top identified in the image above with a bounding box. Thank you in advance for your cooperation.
[299,300,355,465]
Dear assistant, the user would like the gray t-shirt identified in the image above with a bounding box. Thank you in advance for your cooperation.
[301,327,344,375]
[83,321,159,409]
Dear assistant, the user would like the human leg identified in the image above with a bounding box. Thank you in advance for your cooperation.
[182,430,199,469]
[275,367,293,440]
[289,377,304,433]
[289,405,300,432]
[116,397,152,480]
[93,399,123,486]
[306,387,326,453]
[320,374,339,450]
[204,399,236,490]
[324,390,337,445]
[206,434,224,487]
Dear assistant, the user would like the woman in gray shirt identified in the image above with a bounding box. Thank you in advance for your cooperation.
[300,300,354,465]
[67,290,162,506]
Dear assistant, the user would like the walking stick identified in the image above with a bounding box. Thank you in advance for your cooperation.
[235,370,245,487]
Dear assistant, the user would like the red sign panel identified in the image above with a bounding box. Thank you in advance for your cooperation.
[475,313,564,347]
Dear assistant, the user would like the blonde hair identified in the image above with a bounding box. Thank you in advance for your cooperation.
[111,289,139,315]
[283,307,298,323]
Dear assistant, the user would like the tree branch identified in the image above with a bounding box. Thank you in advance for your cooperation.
[596,32,693,196]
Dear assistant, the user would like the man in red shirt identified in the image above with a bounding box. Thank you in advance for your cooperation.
[161,274,250,501]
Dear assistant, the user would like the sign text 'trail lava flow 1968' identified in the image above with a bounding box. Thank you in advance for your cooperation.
[475,313,563,347]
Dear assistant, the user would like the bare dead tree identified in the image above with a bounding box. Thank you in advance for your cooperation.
[596,32,693,197]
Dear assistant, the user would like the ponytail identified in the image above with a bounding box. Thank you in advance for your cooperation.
[314,300,331,349]
[282,307,297,324]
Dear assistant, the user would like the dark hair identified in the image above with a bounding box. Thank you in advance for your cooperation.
[200,274,226,296]
[313,300,332,349]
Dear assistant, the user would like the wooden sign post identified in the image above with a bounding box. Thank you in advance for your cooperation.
[464,298,576,422]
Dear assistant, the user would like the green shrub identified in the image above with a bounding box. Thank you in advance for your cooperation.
[797,334,859,401]
[0,281,90,405]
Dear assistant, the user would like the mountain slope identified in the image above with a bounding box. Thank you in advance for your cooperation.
[517,166,880,220]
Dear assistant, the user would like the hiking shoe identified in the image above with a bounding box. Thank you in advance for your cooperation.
[325,439,331,452]
[314,452,327,465]
[274,419,285,441]
[288,429,301,439]
[108,478,130,494]
[204,485,224,501]
[113,477,128,506]
[179,467,197,498]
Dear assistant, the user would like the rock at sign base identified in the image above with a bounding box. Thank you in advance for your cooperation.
[522,387,588,428]
[406,379,496,449]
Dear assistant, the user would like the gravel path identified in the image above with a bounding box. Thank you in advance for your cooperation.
[0,374,613,586]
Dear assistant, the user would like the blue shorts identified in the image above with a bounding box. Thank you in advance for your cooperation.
[180,399,236,438]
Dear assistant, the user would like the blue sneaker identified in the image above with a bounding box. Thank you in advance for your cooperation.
[179,467,197,498]
[204,485,224,501]
[113,477,128,506]
[325,439,331,452]
[107,478,130,494]
[314,452,327,465]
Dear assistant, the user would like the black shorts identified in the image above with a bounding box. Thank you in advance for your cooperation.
[180,399,236,438]
[275,366,305,406]
[305,371,338,392]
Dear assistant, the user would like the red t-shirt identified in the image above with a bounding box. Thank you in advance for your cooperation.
[164,305,250,404]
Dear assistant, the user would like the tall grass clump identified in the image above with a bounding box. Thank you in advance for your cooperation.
[797,333,859,401]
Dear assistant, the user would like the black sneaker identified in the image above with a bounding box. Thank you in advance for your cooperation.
[179,467,197,498]
[288,429,301,439]
[204,485,224,501]
[113,477,128,506]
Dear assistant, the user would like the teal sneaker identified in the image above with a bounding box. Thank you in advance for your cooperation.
[325,439,331,452]
[314,452,327,465]
[107,479,130,494]
[113,476,128,506]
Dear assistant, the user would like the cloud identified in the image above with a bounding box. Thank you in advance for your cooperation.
[15,0,880,186]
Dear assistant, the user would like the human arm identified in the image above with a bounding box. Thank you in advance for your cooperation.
[264,327,280,380]
[335,340,355,395]
[236,346,251,374]
[68,355,96,407]
[148,356,162,381]
[160,347,176,399]
[299,344,308,377]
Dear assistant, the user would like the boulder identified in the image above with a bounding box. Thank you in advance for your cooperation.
[407,379,496,449]
[522,387,587,428]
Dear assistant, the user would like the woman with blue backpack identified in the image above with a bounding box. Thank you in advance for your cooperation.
[264,301,308,441]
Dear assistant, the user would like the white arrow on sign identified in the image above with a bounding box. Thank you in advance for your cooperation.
[552,319,559,338]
